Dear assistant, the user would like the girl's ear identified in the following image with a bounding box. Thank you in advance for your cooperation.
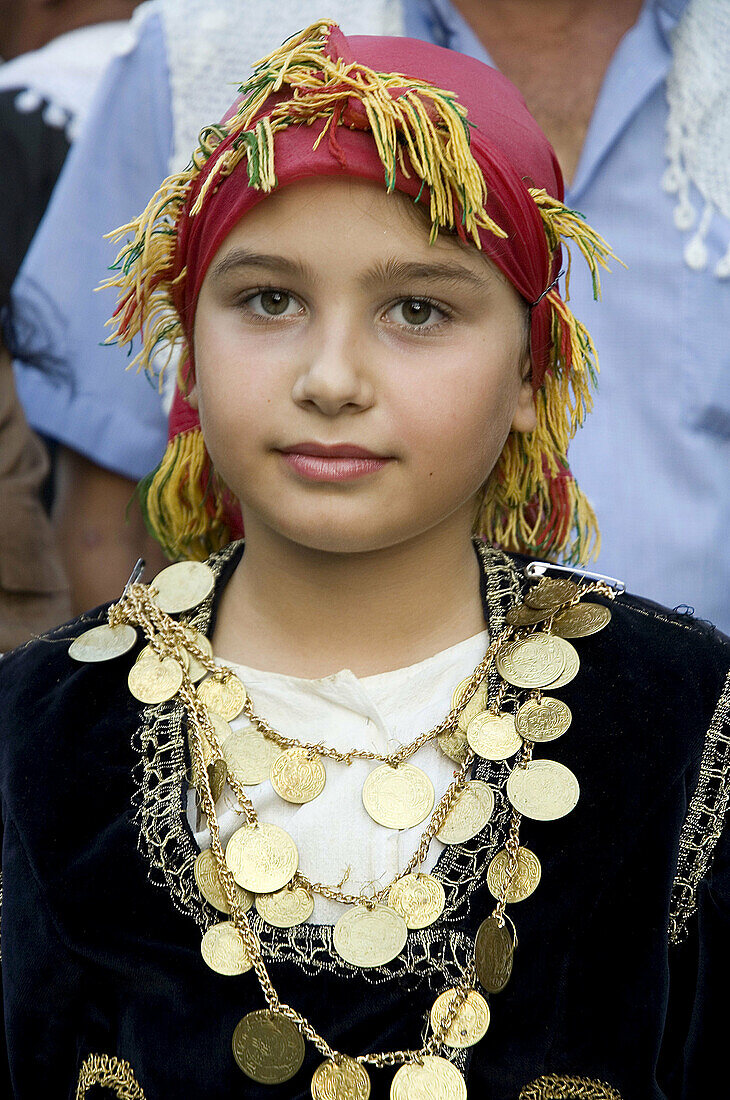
[511,352,537,433]
[185,377,199,410]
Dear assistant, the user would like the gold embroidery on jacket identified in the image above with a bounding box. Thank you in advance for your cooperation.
[75,1053,146,1098]
[669,665,730,943]
[519,1074,622,1099]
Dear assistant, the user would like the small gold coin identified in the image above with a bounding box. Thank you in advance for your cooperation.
[362,763,435,830]
[333,904,408,968]
[496,633,566,689]
[466,711,523,761]
[151,560,215,614]
[271,747,326,804]
[194,849,253,914]
[487,846,542,903]
[197,672,247,721]
[507,758,580,821]
[181,626,213,682]
[542,636,580,690]
[475,915,514,993]
[189,725,227,803]
[232,1010,305,1084]
[200,920,253,976]
[390,1055,467,1100]
[505,604,552,627]
[387,873,446,929]
[525,578,580,609]
[437,727,470,765]
[515,697,572,743]
[225,822,298,894]
[68,623,137,662]
[452,678,488,733]
[436,780,495,845]
[552,602,612,638]
[223,723,282,785]
[311,1056,371,1099]
[256,883,314,928]
[430,988,490,1048]
[128,651,183,704]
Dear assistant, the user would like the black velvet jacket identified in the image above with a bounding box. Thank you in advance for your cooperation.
[0,544,728,1100]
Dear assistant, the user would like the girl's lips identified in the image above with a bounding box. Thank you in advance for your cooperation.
[280,452,392,481]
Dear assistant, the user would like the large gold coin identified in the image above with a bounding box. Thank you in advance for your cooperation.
[390,1055,467,1100]
[181,626,214,682]
[452,678,488,733]
[135,640,189,671]
[194,849,253,914]
[128,651,183,704]
[232,1010,305,1084]
[514,696,572,743]
[487,846,542,903]
[430,988,490,1048]
[542,636,580,690]
[362,763,435,830]
[207,711,233,749]
[507,759,579,821]
[387,873,446,929]
[69,623,137,662]
[436,780,495,845]
[332,904,408,968]
[200,920,252,976]
[496,633,566,689]
[225,822,298,894]
[271,748,326,804]
[466,711,523,761]
[151,560,215,614]
[223,723,282,785]
[197,672,247,721]
[552,602,612,639]
[505,604,552,628]
[256,883,314,928]
[437,727,470,765]
[311,1057,371,1099]
[525,578,580,609]
[475,915,514,993]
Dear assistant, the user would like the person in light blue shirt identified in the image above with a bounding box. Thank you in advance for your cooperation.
[11,0,730,632]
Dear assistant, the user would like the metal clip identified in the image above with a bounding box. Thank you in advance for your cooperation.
[122,558,146,596]
[524,560,625,594]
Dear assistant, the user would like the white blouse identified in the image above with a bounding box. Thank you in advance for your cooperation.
[188,629,489,922]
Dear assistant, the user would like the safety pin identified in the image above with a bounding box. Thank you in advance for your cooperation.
[122,558,146,596]
[524,560,625,594]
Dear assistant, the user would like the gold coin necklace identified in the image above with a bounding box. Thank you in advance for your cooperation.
[92,554,617,1095]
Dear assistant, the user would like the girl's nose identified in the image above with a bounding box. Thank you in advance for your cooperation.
[291,325,375,416]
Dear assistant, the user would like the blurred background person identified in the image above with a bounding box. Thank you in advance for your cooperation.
[9,0,730,632]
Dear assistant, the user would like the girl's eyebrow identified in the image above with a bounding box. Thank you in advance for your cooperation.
[361,258,491,290]
[208,248,316,282]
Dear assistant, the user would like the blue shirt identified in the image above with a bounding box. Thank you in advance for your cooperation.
[12,0,730,630]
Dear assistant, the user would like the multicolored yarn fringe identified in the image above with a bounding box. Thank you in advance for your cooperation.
[104,20,617,566]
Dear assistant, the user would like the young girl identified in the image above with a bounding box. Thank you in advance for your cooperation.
[1,21,728,1100]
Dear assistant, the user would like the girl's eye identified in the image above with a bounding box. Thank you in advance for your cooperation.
[245,290,302,317]
[385,298,447,329]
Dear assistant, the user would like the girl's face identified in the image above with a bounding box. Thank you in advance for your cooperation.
[192,177,535,554]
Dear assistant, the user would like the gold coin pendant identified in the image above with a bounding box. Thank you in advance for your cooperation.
[430,988,490,1048]
[225,822,298,894]
[68,623,137,662]
[390,1055,467,1100]
[311,1056,371,1100]
[552,602,612,638]
[256,883,314,928]
[194,849,253,914]
[455,683,489,733]
[487,846,542,903]
[200,920,252,976]
[181,626,213,682]
[525,577,580,609]
[505,604,552,627]
[466,711,523,760]
[514,696,572,742]
[128,652,183,704]
[475,915,514,993]
[197,672,247,721]
[223,723,281,785]
[436,780,495,845]
[387,873,446,929]
[506,758,580,821]
[151,560,215,613]
[437,727,470,765]
[496,633,566,689]
[542,636,580,690]
[362,763,435,830]
[232,1010,305,1084]
[332,904,408,968]
[271,747,326,804]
